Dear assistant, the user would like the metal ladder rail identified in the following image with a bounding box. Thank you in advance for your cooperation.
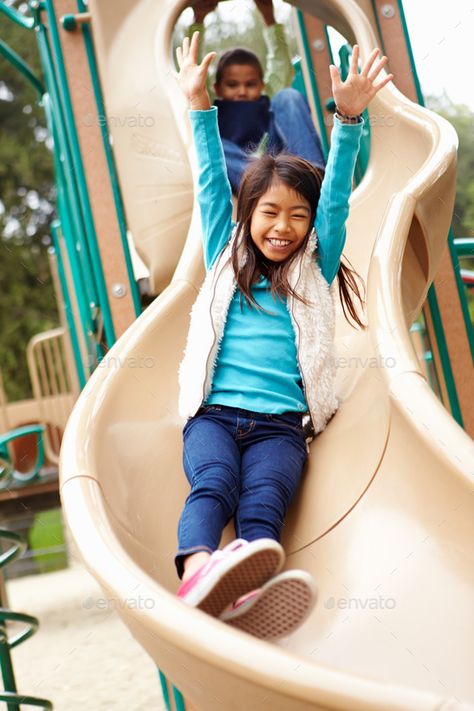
[0,530,52,710]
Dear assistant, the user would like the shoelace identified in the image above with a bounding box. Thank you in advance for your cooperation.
[199,539,248,577]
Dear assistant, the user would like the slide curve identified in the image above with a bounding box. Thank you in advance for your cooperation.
[59,1,474,709]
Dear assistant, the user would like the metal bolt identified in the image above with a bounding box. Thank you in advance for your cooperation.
[312,39,325,52]
[381,4,395,18]
[112,283,127,298]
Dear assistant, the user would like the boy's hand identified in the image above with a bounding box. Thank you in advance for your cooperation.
[191,0,218,24]
[254,0,276,25]
[330,45,393,117]
[176,31,216,110]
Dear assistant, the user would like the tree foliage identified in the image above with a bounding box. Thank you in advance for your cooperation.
[427,93,474,238]
[0,5,58,403]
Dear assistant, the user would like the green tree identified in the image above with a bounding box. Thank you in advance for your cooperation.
[426,94,474,238]
[427,94,474,322]
[0,5,58,403]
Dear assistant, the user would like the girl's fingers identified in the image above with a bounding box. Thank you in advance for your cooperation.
[201,51,217,72]
[176,46,182,68]
[373,73,394,91]
[182,35,190,58]
[329,64,342,87]
[349,44,359,74]
[190,30,200,61]
[361,47,380,76]
[368,55,388,81]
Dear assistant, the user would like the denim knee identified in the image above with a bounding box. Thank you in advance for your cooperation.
[271,87,307,112]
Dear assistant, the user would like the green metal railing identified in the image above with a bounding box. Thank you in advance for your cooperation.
[0,39,44,95]
[0,425,45,484]
[50,222,87,389]
[42,0,117,346]
[0,529,52,709]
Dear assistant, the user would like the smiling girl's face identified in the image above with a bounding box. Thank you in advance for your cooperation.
[249,181,312,262]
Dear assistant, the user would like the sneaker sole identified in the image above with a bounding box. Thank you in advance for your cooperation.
[221,571,317,639]
[196,544,284,617]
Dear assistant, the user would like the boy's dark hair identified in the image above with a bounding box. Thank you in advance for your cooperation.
[215,48,264,85]
[232,153,366,329]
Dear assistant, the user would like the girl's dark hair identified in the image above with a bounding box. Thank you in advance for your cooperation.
[215,48,264,85]
[232,153,366,329]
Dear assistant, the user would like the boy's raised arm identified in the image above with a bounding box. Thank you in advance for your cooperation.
[185,1,218,62]
[255,0,294,96]
[176,32,233,270]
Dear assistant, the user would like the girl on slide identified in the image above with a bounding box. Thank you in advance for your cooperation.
[174,32,392,640]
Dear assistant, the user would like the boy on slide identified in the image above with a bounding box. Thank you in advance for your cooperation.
[188,0,326,192]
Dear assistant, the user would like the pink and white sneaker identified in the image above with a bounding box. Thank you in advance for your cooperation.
[220,569,317,639]
[177,539,285,617]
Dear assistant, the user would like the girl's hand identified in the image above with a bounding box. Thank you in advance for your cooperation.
[329,45,393,117]
[176,31,216,110]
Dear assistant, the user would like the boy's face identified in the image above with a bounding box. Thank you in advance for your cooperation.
[214,64,264,101]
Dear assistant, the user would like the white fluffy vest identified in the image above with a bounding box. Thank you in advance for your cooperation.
[179,227,338,435]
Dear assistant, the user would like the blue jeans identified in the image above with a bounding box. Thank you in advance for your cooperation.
[175,404,308,578]
[221,88,326,193]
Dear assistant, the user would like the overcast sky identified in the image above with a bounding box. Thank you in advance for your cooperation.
[402,0,474,108]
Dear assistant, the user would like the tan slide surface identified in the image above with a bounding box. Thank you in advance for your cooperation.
[59,1,474,709]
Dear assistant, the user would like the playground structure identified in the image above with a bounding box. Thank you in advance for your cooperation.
[0,0,473,709]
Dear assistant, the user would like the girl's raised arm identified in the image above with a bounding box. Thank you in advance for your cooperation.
[176,32,234,270]
[316,46,393,284]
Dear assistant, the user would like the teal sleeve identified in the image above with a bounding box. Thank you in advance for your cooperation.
[315,116,364,285]
[263,24,294,97]
[189,107,234,271]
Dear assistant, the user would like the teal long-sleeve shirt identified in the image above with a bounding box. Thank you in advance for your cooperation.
[190,107,363,414]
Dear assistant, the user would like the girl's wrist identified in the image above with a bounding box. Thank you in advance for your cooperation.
[189,92,211,111]
[334,105,362,124]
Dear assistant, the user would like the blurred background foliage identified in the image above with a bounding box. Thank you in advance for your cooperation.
[0,2,58,403]
[0,0,473,405]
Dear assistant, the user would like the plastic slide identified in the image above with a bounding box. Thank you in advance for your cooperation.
[59,0,474,709]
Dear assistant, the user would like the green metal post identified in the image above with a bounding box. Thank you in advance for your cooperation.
[0,530,52,709]
[0,38,44,94]
[51,221,88,388]
[42,0,117,345]
[35,29,98,316]
[40,81,102,373]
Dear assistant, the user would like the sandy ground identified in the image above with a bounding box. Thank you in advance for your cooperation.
[5,560,167,710]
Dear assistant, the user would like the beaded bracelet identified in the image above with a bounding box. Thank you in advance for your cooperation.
[334,105,362,124]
